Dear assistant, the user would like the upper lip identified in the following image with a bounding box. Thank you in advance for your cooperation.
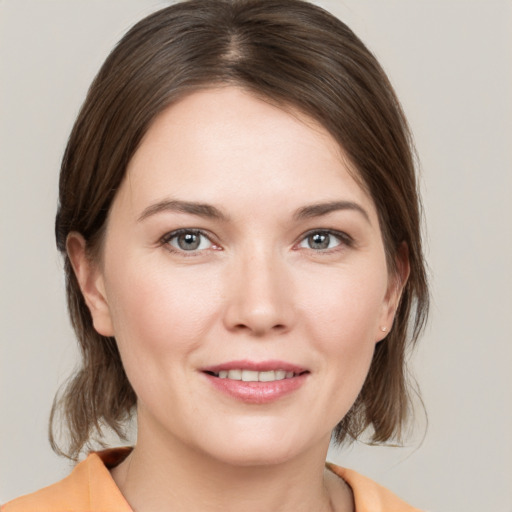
[201,360,308,374]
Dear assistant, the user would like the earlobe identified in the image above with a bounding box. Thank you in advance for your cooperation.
[377,242,410,342]
[66,232,114,337]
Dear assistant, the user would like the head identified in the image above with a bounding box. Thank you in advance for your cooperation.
[52,0,428,460]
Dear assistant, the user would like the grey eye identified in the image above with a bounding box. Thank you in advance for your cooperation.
[177,232,200,250]
[299,231,343,250]
[168,231,212,251]
[309,233,330,249]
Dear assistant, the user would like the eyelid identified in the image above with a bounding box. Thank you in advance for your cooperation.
[160,228,221,254]
[159,227,353,255]
[295,229,354,251]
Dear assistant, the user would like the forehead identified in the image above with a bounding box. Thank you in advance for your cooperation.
[118,86,377,222]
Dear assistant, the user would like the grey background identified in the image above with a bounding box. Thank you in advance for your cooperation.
[1,1,511,511]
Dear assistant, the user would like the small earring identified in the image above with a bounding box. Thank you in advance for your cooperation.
[380,326,387,332]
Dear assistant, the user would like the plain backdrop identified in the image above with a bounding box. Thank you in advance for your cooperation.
[1,1,511,511]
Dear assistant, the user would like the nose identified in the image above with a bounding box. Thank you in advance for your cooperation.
[223,248,295,337]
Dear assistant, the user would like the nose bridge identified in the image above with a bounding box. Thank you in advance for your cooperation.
[224,242,294,336]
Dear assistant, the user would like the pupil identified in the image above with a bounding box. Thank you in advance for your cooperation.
[178,233,200,250]
[310,233,329,249]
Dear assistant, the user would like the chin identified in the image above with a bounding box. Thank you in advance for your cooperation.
[195,421,326,468]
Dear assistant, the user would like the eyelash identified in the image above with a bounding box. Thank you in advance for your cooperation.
[160,228,354,256]
[160,228,219,256]
[296,229,354,253]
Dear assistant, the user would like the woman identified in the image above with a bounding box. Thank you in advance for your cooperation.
[2,0,428,511]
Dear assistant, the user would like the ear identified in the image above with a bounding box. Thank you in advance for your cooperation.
[376,242,410,342]
[66,232,115,337]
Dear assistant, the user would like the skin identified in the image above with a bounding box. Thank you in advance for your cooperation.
[68,87,407,512]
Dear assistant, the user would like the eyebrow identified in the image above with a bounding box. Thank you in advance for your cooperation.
[137,198,370,224]
[294,200,371,224]
[137,199,229,222]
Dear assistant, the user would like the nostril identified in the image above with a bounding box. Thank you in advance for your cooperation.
[224,295,294,336]
[231,322,287,336]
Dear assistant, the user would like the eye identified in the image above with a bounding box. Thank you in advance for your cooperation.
[163,229,214,252]
[298,230,350,251]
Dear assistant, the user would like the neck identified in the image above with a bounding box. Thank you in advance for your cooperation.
[111,425,352,512]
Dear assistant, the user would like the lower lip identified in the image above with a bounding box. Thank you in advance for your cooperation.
[203,373,308,404]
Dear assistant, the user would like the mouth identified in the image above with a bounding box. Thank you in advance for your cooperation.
[204,369,307,382]
[200,361,309,404]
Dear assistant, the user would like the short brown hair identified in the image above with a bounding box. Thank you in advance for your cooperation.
[52,0,429,460]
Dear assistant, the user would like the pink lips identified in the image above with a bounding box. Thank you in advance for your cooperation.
[201,360,309,404]
[202,359,306,374]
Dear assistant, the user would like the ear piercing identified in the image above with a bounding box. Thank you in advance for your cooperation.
[380,326,387,332]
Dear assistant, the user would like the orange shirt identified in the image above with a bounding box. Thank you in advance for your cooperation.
[2,448,422,512]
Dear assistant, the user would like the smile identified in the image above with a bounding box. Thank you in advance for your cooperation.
[208,369,299,381]
[201,361,309,404]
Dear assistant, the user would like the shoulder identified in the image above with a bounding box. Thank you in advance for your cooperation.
[326,462,423,512]
[1,449,132,512]
[1,456,92,512]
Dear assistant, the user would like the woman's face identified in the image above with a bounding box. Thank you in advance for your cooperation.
[76,87,401,466]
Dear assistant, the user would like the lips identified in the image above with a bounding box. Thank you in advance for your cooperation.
[201,360,309,404]
[212,369,297,382]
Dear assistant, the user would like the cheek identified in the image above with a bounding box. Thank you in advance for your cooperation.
[103,258,221,360]
[298,264,388,400]
[301,265,388,346]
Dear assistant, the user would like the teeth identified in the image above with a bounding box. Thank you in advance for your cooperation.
[258,370,275,382]
[214,369,298,382]
[242,370,259,382]
[228,369,242,380]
